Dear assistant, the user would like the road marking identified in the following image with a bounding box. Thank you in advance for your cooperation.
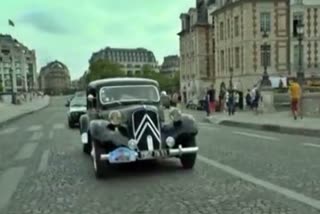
[198,155,320,210]
[38,150,50,173]
[48,130,54,140]
[0,127,17,135]
[0,167,26,210]
[30,132,43,141]
[27,125,42,132]
[15,143,38,160]
[303,143,320,149]
[53,123,65,130]
[233,131,279,141]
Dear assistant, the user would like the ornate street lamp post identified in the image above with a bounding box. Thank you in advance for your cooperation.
[229,67,233,90]
[297,22,304,86]
[260,31,272,87]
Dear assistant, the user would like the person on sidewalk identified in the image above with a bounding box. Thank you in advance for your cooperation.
[208,85,216,114]
[245,89,252,110]
[289,78,301,120]
[227,89,235,116]
[252,89,261,115]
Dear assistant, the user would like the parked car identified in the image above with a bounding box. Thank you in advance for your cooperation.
[186,99,206,111]
[79,78,199,178]
[67,97,87,128]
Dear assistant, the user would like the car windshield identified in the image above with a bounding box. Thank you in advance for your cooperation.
[99,85,159,105]
[70,98,86,107]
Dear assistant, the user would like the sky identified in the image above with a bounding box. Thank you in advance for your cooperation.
[1,0,194,80]
[1,0,319,80]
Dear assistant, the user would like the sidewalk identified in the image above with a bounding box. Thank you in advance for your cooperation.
[0,96,50,127]
[205,111,320,137]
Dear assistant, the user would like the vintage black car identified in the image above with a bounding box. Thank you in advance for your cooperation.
[79,78,199,178]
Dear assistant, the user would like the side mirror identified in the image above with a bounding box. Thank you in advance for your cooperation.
[88,94,95,102]
[65,102,70,107]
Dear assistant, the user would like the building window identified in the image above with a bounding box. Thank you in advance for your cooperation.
[260,12,271,33]
[227,19,230,39]
[234,16,239,37]
[293,12,304,37]
[261,45,271,67]
[220,50,225,71]
[235,47,240,69]
[220,22,224,40]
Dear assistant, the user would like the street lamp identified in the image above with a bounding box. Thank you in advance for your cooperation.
[260,31,272,87]
[297,22,304,86]
[229,67,233,90]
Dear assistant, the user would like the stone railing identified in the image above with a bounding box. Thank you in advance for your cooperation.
[301,92,320,117]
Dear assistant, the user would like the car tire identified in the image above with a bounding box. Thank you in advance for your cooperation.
[68,119,74,128]
[83,132,92,155]
[180,136,197,169]
[92,141,107,179]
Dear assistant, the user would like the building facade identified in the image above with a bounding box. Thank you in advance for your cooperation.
[160,55,180,78]
[0,34,37,93]
[89,47,158,75]
[39,60,71,95]
[212,0,290,93]
[178,0,216,103]
[290,1,320,77]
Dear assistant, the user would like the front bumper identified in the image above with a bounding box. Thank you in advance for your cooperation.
[98,145,199,162]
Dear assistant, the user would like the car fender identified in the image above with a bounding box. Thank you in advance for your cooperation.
[162,114,198,140]
[89,120,129,145]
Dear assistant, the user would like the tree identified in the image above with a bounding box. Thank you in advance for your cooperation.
[0,84,3,93]
[86,59,125,83]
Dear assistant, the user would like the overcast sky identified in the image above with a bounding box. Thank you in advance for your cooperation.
[1,0,319,80]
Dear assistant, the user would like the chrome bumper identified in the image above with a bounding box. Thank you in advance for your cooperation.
[100,145,199,161]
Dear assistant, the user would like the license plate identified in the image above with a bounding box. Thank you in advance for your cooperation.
[109,148,136,163]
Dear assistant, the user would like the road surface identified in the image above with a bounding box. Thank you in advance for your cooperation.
[1,97,320,214]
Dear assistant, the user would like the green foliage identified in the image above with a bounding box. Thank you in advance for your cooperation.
[86,59,126,83]
[87,59,180,93]
[0,84,3,92]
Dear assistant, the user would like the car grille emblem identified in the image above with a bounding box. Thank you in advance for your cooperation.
[132,112,161,150]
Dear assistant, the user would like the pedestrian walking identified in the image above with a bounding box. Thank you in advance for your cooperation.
[289,78,301,120]
[205,92,210,116]
[252,89,261,115]
[208,85,216,114]
[227,89,235,116]
[245,89,252,110]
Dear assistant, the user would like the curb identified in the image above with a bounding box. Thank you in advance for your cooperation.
[204,118,320,138]
[0,97,51,128]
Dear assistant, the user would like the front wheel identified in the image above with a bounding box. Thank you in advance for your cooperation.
[68,119,74,128]
[180,136,197,169]
[92,141,108,179]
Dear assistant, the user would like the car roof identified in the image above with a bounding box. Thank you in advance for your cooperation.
[88,77,159,89]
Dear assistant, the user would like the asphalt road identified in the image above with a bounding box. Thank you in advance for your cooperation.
[0,97,320,214]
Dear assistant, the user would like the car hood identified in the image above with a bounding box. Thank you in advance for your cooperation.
[69,106,86,112]
[99,104,160,122]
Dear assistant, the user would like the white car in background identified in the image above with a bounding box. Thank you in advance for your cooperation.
[67,97,87,128]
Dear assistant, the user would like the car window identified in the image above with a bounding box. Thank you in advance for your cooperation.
[99,85,160,104]
[70,98,86,107]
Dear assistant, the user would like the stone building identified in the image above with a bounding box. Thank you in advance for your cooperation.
[178,0,217,103]
[290,0,320,77]
[89,47,158,75]
[212,0,290,93]
[160,55,180,78]
[38,60,71,95]
[0,34,37,93]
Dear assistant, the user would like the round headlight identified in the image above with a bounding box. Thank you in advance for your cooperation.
[109,110,122,125]
[166,137,175,148]
[128,139,138,150]
[169,108,182,122]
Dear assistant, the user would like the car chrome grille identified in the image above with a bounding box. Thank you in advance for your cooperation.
[132,109,161,151]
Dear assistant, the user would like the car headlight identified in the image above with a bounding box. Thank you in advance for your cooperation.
[108,110,122,126]
[169,108,182,122]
